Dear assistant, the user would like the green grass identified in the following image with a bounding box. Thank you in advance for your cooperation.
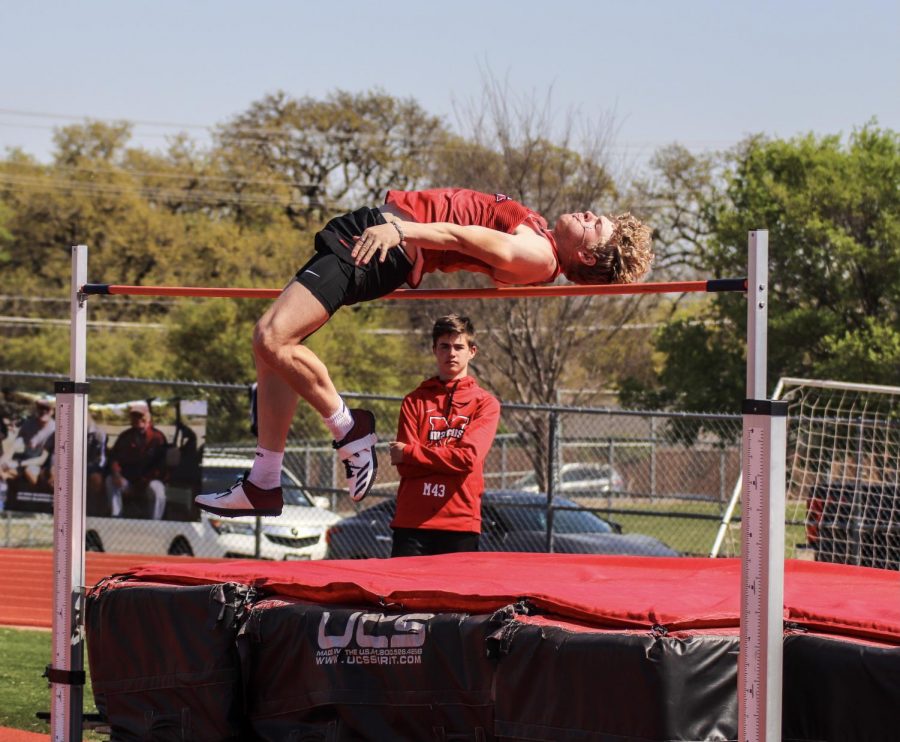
[0,627,103,739]
[576,496,811,558]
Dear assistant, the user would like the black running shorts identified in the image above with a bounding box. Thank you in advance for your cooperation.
[390,527,480,557]
[294,206,412,316]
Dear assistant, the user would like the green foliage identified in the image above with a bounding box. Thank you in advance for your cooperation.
[631,123,900,411]
[1,324,184,379]
[309,303,420,395]
[816,318,900,384]
[0,199,12,262]
[164,299,259,383]
[1,329,71,374]
[89,327,180,378]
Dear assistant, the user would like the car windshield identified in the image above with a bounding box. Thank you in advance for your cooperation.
[553,508,614,533]
[493,503,613,534]
[281,484,312,507]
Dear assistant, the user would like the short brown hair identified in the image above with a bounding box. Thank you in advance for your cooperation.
[566,213,654,285]
[432,314,476,346]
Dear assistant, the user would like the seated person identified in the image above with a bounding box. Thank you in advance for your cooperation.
[49,414,108,514]
[1,398,55,487]
[105,401,168,519]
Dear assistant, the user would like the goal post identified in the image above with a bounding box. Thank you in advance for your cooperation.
[713,377,900,570]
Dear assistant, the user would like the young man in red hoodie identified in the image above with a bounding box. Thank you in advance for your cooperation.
[388,314,501,556]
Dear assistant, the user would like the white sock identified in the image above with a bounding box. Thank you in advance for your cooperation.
[248,446,284,490]
[324,399,354,441]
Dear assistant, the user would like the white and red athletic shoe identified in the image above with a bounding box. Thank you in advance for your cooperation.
[195,474,283,517]
[333,409,378,502]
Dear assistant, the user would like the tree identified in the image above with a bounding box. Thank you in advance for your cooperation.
[627,144,723,280]
[424,77,647,489]
[630,123,900,413]
[0,199,12,263]
[121,134,237,220]
[213,90,447,230]
[434,76,617,219]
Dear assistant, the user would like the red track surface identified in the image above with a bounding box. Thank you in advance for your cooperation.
[0,548,219,629]
[0,728,50,741]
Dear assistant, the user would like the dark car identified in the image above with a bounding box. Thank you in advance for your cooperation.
[805,480,900,568]
[325,490,678,559]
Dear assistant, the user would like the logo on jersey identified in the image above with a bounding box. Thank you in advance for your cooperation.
[428,414,470,442]
[494,193,510,203]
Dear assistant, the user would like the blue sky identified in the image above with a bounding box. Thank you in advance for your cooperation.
[1,0,897,173]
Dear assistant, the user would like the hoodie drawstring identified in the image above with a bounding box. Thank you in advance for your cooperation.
[445,380,459,419]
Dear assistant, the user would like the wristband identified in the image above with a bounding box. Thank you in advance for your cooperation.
[389,220,406,247]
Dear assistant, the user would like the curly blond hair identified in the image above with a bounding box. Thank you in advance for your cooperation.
[565,213,654,285]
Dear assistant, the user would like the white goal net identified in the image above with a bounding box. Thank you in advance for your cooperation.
[715,377,900,570]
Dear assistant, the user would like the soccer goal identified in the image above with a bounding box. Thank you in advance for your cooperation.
[713,377,900,570]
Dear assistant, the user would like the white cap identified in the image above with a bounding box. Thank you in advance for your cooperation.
[128,401,150,416]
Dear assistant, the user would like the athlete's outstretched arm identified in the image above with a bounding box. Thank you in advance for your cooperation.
[352,220,557,285]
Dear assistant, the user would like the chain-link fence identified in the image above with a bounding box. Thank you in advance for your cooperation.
[1,370,747,560]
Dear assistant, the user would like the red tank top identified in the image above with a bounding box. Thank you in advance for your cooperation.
[384,189,560,285]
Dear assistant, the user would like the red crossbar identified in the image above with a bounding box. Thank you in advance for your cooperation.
[82,279,744,300]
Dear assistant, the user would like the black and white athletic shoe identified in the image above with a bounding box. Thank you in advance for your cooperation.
[333,409,378,502]
[195,474,283,517]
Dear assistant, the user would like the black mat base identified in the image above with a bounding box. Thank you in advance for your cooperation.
[85,578,899,741]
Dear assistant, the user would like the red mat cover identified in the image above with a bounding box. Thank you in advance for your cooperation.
[118,554,900,644]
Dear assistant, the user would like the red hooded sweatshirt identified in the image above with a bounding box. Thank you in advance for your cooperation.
[391,375,501,533]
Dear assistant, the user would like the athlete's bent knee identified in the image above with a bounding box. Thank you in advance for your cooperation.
[253,320,282,366]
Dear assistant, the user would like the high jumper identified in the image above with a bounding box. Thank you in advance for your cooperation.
[193,188,654,517]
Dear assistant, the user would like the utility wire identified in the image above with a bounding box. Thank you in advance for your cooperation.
[0,172,302,206]
[0,107,736,151]
[0,315,165,329]
[0,294,175,305]
[1,161,324,189]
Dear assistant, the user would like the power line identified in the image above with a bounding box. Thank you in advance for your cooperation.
[1,161,317,188]
[0,294,176,306]
[0,108,447,147]
[0,106,738,152]
[0,107,213,131]
[0,172,302,206]
[0,315,165,330]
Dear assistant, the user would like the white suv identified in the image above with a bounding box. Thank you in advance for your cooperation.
[84,456,340,561]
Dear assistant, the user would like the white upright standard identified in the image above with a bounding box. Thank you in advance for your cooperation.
[739,230,787,742]
[49,245,90,741]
